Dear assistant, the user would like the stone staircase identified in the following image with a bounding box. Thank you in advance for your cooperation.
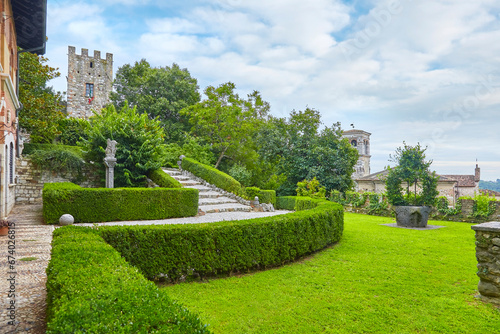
[162,168,252,214]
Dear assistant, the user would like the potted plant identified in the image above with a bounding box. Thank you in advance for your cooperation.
[385,143,439,227]
[0,219,10,236]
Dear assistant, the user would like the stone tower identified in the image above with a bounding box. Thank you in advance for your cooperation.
[66,46,113,119]
[343,129,371,179]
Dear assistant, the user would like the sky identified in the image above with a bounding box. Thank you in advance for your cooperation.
[44,0,500,181]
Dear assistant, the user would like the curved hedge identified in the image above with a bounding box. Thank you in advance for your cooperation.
[99,197,343,281]
[244,187,276,206]
[148,168,183,188]
[181,157,242,195]
[46,226,210,333]
[43,182,198,224]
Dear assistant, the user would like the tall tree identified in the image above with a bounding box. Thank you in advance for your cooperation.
[257,108,359,195]
[110,60,200,142]
[181,82,269,168]
[18,52,65,143]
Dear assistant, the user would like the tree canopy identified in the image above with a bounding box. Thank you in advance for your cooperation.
[18,52,65,143]
[110,60,200,142]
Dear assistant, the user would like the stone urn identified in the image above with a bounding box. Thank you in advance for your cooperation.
[394,206,431,228]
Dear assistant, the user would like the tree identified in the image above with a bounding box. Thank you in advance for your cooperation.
[18,52,65,143]
[80,104,167,187]
[181,82,269,168]
[386,142,439,206]
[110,60,200,142]
[257,108,359,195]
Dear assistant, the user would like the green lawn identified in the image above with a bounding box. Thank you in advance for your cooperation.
[160,213,499,333]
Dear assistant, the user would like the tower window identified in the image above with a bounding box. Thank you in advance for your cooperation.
[90,61,93,68]
[351,140,357,147]
[86,83,94,97]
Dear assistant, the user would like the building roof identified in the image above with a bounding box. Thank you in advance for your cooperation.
[343,129,371,136]
[479,189,500,197]
[440,174,477,187]
[12,0,47,55]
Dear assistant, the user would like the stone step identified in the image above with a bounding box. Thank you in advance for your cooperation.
[180,181,201,187]
[199,197,238,205]
[162,168,182,176]
[173,176,192,181]
[199,191,222,198]
[199,203,252,213]
[184,184,213,192]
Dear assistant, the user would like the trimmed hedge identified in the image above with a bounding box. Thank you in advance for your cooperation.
[276,196,297,210]
[181,157,242,195]
[46,226,210,333]
[43,182,198,224]
[244,187,276,206]
[148,168,183,188]
[99,197,344,282]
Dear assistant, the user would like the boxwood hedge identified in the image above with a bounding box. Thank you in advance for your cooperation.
[99,197,343,282]
[43,182,198,224]
[46,226,210,333]
[181,158,276,204]
[181,157,242,195]
[148,168,183,188]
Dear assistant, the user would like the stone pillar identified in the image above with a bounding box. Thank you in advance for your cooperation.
[104,139,117,188]
[460,199,474,216]
[471,222,500,305]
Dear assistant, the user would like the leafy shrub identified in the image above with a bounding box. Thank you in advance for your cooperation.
[27,145,85,177]
[330,190,344,204]
[56,117,91,145]
[46,226,210,333]
[148,168,183,188]
[182,157,242,195]
[244,187,276,205]
[276,196,296,210]
[229,164,253,187]
[366,192,389,215]
[461,194,498,218]
[80,104,167,187]
[22,143,83,156]
[344,191,367,207]
[164,135,215,168]
[296,177,326,199]
[99,198,343,282]
[43,182,198,224]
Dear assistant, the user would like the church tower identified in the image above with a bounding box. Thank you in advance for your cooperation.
[343,129,371,179]
[66,46,113,119]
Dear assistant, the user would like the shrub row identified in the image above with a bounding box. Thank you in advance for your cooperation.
[181,157,242,194]
[43,182,198,224]
[46,226,210,333]
[148,168,183,188]
[181,157,276,204]
[99,197,344,282]
[244,186,276,206]
[22,143,83,157]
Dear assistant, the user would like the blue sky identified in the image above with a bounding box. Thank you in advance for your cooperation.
[45,0,500,181]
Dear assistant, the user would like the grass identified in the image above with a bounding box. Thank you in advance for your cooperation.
[160,213,500,333]
[19,257,37,261]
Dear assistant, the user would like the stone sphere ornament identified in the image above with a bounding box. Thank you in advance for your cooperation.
[59,214,75,226]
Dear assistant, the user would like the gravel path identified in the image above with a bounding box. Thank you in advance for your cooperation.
[0,204,290,333]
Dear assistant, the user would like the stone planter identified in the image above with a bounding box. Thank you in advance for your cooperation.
[394,206,431,228]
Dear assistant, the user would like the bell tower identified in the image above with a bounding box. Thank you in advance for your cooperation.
[343,129,371,179]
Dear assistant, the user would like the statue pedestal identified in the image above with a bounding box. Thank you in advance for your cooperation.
[104,157,117,188]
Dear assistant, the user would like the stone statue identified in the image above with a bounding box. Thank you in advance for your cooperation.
[105,139,117,158]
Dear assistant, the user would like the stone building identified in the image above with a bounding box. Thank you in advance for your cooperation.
[355,165,481,207]
[0,0,47,218]
[343,129,371,178]
[66,46,113,119]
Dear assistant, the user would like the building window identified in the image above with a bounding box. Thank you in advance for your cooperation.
[90,61,93,68]
[351,140,357,147]
[85,83,94,97]
[9,143,14,184]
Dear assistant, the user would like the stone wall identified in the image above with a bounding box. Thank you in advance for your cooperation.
[471,222,500,305]
[16,157,102,203]
[460,199,475,216]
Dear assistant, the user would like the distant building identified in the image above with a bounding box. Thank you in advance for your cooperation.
[1,0,47,217]
[66,46,113,119]
[355,165,481,206]
[343,129,371,178]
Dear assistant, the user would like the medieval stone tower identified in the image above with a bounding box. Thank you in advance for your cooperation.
[343,129,371,179]
[66,46,113,119]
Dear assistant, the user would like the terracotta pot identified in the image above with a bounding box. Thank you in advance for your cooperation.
[0,226,9,236]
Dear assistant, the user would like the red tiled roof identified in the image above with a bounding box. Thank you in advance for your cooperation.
[480,189,500,197]
[440,175,476,187]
